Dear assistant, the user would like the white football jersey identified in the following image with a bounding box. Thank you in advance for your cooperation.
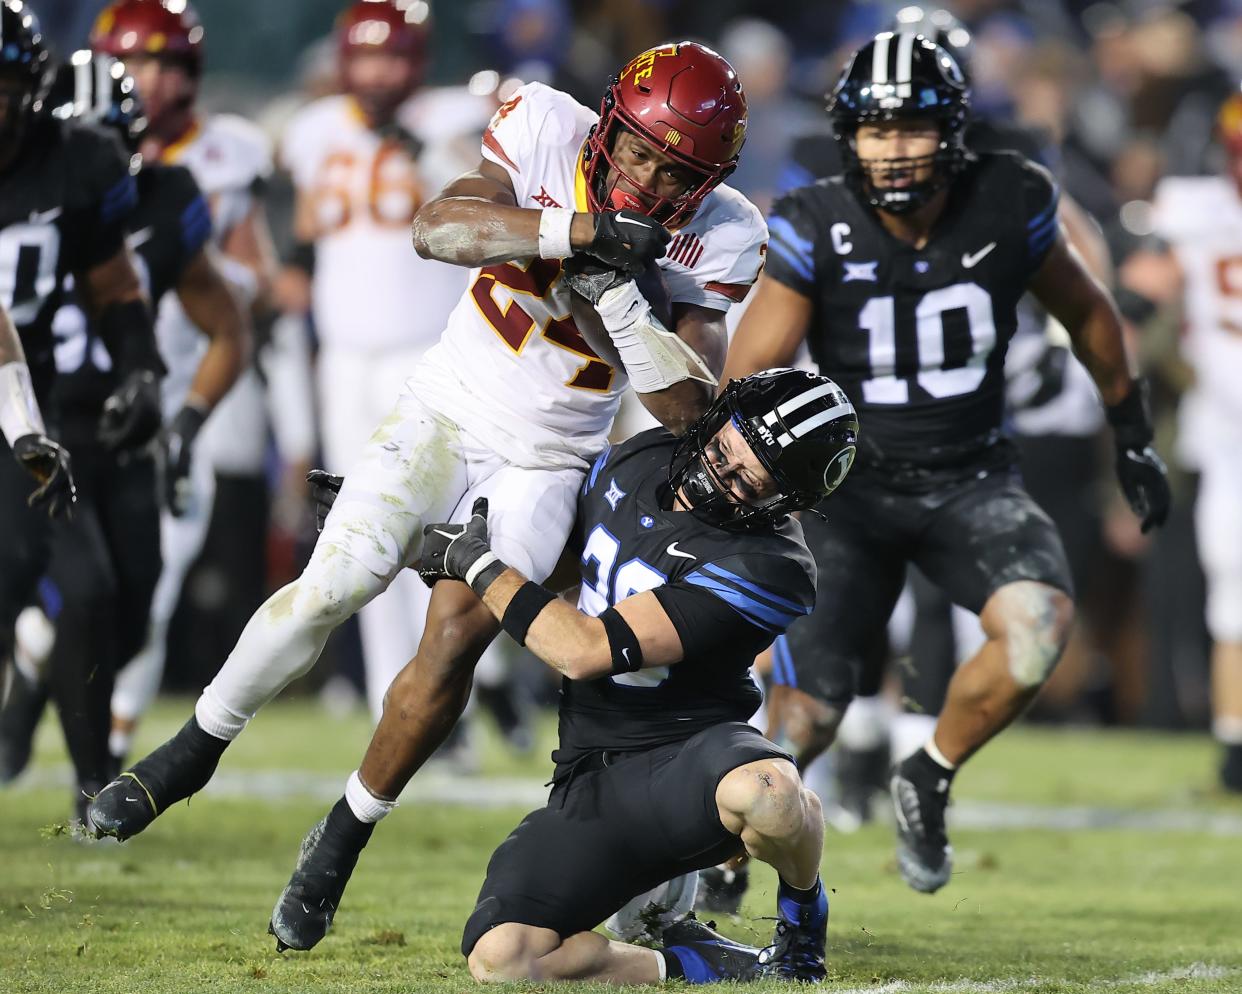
[154,114,273,419]
[410,81,768,470]
[1152,175,1242,456]
[281,89,492,353]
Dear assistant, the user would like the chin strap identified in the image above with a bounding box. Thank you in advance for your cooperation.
[593,281,717,394]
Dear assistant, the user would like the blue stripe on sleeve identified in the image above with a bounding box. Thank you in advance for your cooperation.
[772,634,797,688]
[180,195,213,255]
[583,445,610,495]
[766,216,815,282]
[776,160,815,196]
[699,563,809,614]
[684,574,802,632]
[37,576,63,621]
[100,174,139,225]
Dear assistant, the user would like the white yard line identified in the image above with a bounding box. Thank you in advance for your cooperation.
[829,962,1236,993]
[13,766,1242,836]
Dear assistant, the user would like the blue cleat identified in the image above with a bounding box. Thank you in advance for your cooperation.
[756,882,828,983]
[661,913,762,983]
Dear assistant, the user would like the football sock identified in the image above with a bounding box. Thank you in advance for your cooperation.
[344,769,396,824]
[194,686,249,741]
[777,875,827,925]
[661,949,687,980]
[923,737,958,772]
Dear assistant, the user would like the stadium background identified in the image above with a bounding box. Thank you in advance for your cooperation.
[4,3,1242,992]
[29,0,1236,733]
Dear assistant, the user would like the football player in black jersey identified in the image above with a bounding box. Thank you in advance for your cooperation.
[0,3,164,706]
[0,51,249,816]
[722,33,1171,895]
[263,369,857,984]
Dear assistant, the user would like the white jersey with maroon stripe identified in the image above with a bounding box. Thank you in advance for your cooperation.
[1152,175,1242,458]
[281,89,492,353]
[409,81,767,470]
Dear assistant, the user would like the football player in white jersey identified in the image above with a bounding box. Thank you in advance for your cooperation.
[89,39,767,935]
[1138,92,1242,792]
[280,1,495,719]
[89,0,316,763]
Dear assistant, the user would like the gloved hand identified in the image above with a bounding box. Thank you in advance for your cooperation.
[162,404,207,516]
[418,497,506,595]
[13,433,76,519]
[561,254,632,305]
[583,209,671,276]
[306,468,343,533]
[98,370,162,451]
[1106,382,1171,533]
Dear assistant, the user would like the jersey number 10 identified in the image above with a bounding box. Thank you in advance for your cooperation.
[857,281,997,404]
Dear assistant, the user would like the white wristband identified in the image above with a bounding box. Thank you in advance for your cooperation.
[538,207,575,260]
[0,361,46,447]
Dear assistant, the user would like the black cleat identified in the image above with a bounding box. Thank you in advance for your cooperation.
[87,718,226,841]
[695,862,750,916]
[0,666,48,783]
[834,742,891,824]
[756,885,829,983]
[890,755,953,893]
[661,913,762,982]
[269,799,374,952]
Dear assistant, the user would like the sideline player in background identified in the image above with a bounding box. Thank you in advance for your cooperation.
[89,0,315,763]
[723,33,1170,893]
[90,43,767,904]
[280,0,494,720]
[0,53,249,819]
[1,2,164,759]
[1130,91,1242,793]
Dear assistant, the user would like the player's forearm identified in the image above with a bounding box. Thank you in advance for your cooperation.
[412,199,594,267]
[634,380,714,436]
[0,304,26,366]
[179,256,253,411]
[1068,304,1136,405]
[480,569,610,680]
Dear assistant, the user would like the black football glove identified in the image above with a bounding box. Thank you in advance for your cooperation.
[418,497,506,595]
[13,433,76,519]
[306,469,343,532]
[162,404,207,517]
[98,370,162,451]
[584,209,671,276]
[560,254,632,305]
[1106,381,1171,533]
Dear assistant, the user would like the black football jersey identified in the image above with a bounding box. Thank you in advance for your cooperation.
[50,163,211,424]
[765,151,1059,473]
[554,429,817,762]
[0,118,137,402]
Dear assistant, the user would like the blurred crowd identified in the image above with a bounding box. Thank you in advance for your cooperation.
[29,0,1242,746]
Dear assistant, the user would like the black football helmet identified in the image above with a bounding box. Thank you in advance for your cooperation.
[669,368,859,532]
[0,0,51,166]
[891,6,973,80]
[828,31,969,214]
[46,51,147,150]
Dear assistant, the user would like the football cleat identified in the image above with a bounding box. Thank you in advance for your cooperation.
[890,756,953,893]
[695,862,749,916]
[755,885,829,983]
[87,718,224,841]
[269,800,374,952]
[661,913,763,983]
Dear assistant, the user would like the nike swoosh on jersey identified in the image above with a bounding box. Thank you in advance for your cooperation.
[666,543,696,560]
[126,226,155,250]
[28,207,63,225]
[961,242,997,268]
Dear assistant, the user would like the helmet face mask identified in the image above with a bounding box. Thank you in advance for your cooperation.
[583,41,746,227]
[829,32,970,215]
[669,369,859,532]
[47,52,147,152]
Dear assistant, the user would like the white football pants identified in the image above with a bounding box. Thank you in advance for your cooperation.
[195,387,581,738]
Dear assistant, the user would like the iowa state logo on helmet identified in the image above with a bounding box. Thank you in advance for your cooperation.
[620,44,680,87]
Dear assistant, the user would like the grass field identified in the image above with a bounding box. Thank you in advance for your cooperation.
[4,699,1242,993]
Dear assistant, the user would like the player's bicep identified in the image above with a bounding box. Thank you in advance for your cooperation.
[77,245,145,314]
[176,250,246,341]
[1027,228,1110,329]
[614,590,687,667]
[721,274,812,386]
[425,158,517,207]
